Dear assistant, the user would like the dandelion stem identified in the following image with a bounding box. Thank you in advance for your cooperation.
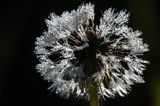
[85,54,100,106]
[89,82,99,106]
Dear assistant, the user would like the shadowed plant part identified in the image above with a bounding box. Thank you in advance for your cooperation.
[35,3,149,104]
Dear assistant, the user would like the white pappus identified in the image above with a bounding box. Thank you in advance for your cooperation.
[35,3,149,100]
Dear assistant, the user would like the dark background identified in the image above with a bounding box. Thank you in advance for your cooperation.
[0,0,160,106]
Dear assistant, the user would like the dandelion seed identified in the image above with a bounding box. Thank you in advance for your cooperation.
[35,3,149,101]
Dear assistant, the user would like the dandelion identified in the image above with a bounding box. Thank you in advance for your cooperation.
[35,3,149,106]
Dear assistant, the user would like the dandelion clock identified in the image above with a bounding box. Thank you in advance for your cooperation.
[35,3,149,106]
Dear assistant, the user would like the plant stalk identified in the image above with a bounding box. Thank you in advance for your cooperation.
[84,54,100,106]
[89,82,99,106]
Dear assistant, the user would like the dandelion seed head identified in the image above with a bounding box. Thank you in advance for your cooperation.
[35,3,149,100]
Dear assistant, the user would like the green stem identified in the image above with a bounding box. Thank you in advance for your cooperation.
[84,54,100,106]
[89,82,99,106]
